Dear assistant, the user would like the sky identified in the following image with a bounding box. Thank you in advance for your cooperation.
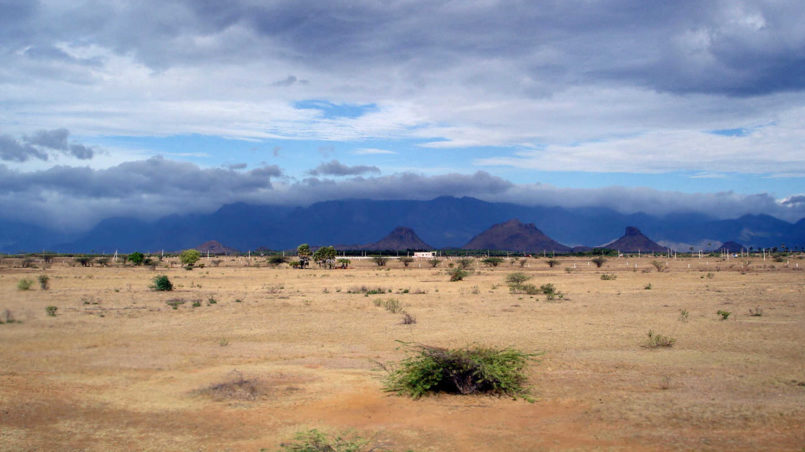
[1,0,805,231]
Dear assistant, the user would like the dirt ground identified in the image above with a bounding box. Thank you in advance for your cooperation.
[1,254,804,451]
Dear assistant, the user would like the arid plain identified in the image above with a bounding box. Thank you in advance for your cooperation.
[1,255,804,451]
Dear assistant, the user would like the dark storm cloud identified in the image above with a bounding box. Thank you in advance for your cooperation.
[308,160,380,176]
[0,160,803,231]
[25,128,69,150]
[0,157,283,229]
[0,135,49,161]
[6,1,804,97]
[0,129,94,161]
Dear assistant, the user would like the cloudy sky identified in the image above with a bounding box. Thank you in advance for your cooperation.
[2,0,805,230]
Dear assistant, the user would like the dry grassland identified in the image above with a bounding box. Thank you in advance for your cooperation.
[1,255,804,451]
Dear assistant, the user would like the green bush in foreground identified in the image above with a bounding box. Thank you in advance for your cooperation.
[384,342,538,400]
[278,429,368,452]
[151,275,173,291]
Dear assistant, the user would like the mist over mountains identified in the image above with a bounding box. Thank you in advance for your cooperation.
[1,196,803,253]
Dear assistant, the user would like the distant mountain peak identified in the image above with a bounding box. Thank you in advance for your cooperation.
[604,226,666,253]
[462,218,570,253]
[196,240,240,255]
[360,226,432,251]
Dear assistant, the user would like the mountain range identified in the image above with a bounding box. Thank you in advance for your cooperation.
[1,196,803,253]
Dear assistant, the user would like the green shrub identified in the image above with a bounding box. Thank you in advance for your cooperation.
[38,274,49,290]
[482,257,503,267]
[279,429,368,452]
[456,258,474,270]
[546,259,560,268]
[384,342,537,399]
[600,273,617,280]
[151,275,173,291]
[651,260,667,272]
[428,258,441,268]
[17,279,33,291]
[371,256,388,267]
[180,249,201,267]
[266,255,287,267]
[591,256,607,268]
[506,272,531,287]
[449,268,468,281]
[127,252,145,266]
[643,330,675,348]
[75,256,93,267]
[748,307,763,317]
[717,310,731,320]
[644,283,652,290]
[400,256,414,267]
[45,306,58,317]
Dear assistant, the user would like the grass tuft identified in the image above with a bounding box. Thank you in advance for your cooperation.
[643,330,676,348]
[278,429,369,452]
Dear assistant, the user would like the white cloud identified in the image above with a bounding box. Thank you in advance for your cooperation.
[353,148,397,155]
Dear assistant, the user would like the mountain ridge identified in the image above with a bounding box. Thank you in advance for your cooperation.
[1,196,803,253]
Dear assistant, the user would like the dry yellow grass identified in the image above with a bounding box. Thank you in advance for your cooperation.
[1,255,804,451]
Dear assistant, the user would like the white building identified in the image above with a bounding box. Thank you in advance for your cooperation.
[413,251,436,258]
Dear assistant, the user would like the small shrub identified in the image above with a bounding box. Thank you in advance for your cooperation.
[166,298,185,309]
[400,256,414,267]
[337,258,351,269]
[482,257,503,267]
[456,258,474,270]
[428,258,441,268]
[45,305,58,317]
[1,309,18,324]
[546,259,560,268]
[192,300,201,308]
[505,272,531,287]
[384,343,537,399]
[651,260,667,272]
[267,255,287,267]
[600,273,617,280]
[748,307,763,317]
[75,256,93,267]
[401,312,417,325]
[371,256,388,267]
[197,370,267,402]
[96,257,110,266]
[644,283,652,290]
[679,309,689,322]
[207,297,217,305]
[279,429,369,452]
[591,256,607,268]
[151,275,173,291]
[234,298,243,303]
[643,330,675,348]
[38,274,50,290]
[449,268,469,281]
[382,298,403,313]
[717,310,731,320]
[17,279,33,291]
